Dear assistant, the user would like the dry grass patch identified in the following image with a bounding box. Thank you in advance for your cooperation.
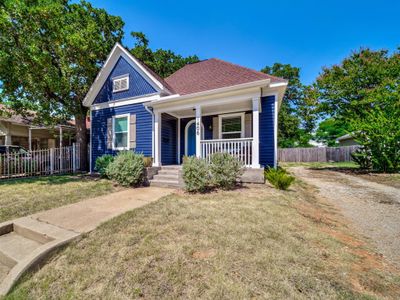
[0,175,119,222]
[6,184,400,299]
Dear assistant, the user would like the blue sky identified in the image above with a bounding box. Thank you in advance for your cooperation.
[91,0,399,84]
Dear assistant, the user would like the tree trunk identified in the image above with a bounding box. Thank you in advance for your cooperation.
[74,113,88,171]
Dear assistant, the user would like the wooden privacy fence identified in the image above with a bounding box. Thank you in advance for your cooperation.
[0,144,81,179]
[278,145,360,163]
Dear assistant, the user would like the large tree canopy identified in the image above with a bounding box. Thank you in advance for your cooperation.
[261,63,317,148]
[130,32,199,78]
[0,0,125,168]
[316,48,400,120]
[315,118,349,146]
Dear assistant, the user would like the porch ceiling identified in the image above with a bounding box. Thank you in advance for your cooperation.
[166,99,252,118]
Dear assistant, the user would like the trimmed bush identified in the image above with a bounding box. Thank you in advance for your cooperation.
[182,156,210,193]
[265,167,295,190]
[209,153,242,189]
[143,156,153,168]
[95,154,114,178]
[106,151,144,187]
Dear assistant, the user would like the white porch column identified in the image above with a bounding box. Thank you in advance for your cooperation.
[252,97,260,168]
[195,105,202,158]
[154,110,161,166]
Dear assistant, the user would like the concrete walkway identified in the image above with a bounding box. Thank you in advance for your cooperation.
[0,186,172,296]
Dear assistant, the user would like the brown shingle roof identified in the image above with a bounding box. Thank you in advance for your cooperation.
[165,58,287,95]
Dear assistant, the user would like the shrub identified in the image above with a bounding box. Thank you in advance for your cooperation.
[209,152,242,189]
[182,156,210,193]
[95,154,114,178]
[265,167,295,190]
[143,156,153,168]
[106,151,144,187]
[351,147,371,170]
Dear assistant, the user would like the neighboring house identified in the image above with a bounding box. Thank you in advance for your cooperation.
[337,133,359,146]
[0,106,76,150]
[84,43,288,175]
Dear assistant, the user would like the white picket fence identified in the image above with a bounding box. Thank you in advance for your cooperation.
[0,144,81,179]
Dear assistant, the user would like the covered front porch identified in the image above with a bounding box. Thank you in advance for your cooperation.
[150,92,268,169]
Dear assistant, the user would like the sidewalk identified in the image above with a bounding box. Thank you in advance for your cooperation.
[0,186,172,296]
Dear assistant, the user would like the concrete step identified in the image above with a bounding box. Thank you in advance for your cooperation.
[149,179,182,188]
[0,232,42,262]
[0,262,10,284]
[160,165,182,171]
[153,174,179,181]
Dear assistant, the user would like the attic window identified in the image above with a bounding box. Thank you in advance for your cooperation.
[113,75,129,92]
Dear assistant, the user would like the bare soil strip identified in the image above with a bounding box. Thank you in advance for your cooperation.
[290,166,400,270]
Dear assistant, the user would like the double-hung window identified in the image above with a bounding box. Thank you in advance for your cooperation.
[219,113,245,139]
[113,115,129,150]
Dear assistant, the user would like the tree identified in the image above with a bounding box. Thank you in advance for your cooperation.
[316,48,400,121]
[315,118,349,146]
[0,0,124,169]
[130,32,199,78]
[261,63,317,147]
[350,80,400,172]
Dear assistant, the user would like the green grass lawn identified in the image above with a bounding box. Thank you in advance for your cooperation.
[6,184,400,299]
[0,175,119,223]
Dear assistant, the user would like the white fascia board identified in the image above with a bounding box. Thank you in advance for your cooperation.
[91,94,161,111]
[147,79,270,108]
[83,43,170,108]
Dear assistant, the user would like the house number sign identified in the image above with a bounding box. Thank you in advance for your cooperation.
[196,119,200,135]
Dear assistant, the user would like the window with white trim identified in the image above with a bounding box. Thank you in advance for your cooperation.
[220,114,244,139]
[113,75,129,92]
[113,115,129,149]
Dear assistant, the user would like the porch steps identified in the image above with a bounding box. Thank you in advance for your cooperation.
[149,166,183,188]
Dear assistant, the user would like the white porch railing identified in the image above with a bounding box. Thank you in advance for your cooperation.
[200,138,253,166]
[0,144,80,180]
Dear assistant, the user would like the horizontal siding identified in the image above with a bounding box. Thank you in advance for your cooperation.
[259,95,275,167]
[161,113,177,165]
[91,103,152,171]
[94,57,157,104]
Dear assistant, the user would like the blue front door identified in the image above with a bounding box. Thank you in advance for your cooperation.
[187,122,196,156]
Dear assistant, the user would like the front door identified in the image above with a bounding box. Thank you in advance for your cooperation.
[186,122,196,156]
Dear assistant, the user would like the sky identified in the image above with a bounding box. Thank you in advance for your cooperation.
[90,0,400,84]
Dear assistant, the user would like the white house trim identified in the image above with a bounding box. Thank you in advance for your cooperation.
[91,93,160,111]
[218,112,245,139]
[153,111,161,167]
[89,108,93,174]
[83,43,172,107]
[149,79,270,107]
[112,113,130,151]
[252,97,260,168]
[184,119,204,156]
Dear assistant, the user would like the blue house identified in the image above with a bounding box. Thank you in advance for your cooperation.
[84,43,287,183]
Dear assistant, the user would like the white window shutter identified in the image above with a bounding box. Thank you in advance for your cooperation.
[129,114,136,149]
[107,118,113,149]
[120,78,128,90]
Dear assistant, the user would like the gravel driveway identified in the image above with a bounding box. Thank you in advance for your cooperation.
[290,166,400,269]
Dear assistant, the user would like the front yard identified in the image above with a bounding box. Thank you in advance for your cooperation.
[6,182,400,299]
[0,175,119,223]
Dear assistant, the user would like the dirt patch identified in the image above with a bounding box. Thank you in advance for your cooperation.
[293,182,400,296]
[291,166,400,271]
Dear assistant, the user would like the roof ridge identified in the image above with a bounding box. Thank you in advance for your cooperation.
[209,58,287,82]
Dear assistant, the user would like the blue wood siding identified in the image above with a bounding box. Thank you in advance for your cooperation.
[94,57,157,104]
[259,95,275,167]
[161,113,177,165]
[91,103,152,171]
